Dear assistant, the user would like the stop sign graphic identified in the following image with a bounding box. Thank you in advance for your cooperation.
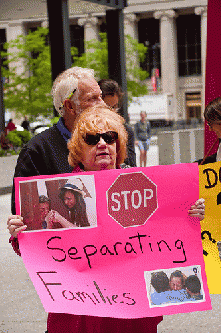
[107,172,158,228]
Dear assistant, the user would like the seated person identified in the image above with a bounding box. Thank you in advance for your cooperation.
[184,275,203,300]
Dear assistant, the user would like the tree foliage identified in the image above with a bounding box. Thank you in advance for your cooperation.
[1,28,148,118]
[1,27,53,118]
[72,32,149,102]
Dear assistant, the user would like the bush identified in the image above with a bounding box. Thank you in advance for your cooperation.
[6,131,22,147]
[0,148,7,157]
[17,129,32,144]
[50,117,60,126]
[6,129,32,147]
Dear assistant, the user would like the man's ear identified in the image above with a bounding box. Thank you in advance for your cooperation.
[64,99,76,115]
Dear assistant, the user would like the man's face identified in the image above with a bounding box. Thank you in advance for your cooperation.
[169,277,183,291]
[140,112,146,122]
[77,78,105,112]
[39,202,50,221]
[103,94,119,110]
[63,190,76,210]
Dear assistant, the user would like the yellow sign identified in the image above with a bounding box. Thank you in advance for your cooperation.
[199,161,221,293]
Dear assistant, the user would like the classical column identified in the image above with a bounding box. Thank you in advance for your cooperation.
[78,16,99,51]
[41,20,49,28]
[124,13,138,39]
[6,22,26,76]
[195,6,207,117]
[124,13,139,82]
[154,10,179,120]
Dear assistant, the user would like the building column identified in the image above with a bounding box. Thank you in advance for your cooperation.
[41,20,49,28]
[195,6,207,118]
[124,13,138,39]
[78,16,99,51]
[154,10,179,120]
[6,22,26,76]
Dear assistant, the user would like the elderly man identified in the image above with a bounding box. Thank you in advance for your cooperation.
[11,67,105,214]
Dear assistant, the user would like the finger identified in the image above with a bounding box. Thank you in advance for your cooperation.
[188,211,205,217]
[13,225,27,237]
[7,219,25,229]
[7,215,23,225]
[9,224,27,237]
[190,203,204,210]
[194,198,205,206]
[189,208,205,213]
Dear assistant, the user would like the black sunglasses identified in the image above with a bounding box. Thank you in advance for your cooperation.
[84,131,118,145]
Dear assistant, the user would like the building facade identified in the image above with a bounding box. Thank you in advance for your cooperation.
[0,0,207,124]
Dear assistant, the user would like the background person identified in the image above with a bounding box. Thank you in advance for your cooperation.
[198,96,221,165]
[135,111,151,167]
[6,118,16,134]
[21,116,30,131]
[98,79,136,167]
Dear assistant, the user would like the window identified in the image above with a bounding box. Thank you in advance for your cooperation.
[186,92,202,123]
[0,29,7,71]
[177,15,201,76]
[70,25,84,60]
[138,18,161,76]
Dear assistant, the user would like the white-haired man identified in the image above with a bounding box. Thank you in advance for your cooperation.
[11,67,105,214]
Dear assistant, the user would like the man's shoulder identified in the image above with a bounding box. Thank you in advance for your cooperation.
[124,123,133,132]
[25,124,61,149]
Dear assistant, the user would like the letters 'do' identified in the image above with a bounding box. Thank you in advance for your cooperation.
[107,172,158,228]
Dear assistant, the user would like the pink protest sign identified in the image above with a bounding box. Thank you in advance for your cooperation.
[15,163,211,318]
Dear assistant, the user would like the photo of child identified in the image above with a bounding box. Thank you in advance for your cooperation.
[18,174,97,231]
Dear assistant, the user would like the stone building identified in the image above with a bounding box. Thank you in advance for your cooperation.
[0,0,207,123]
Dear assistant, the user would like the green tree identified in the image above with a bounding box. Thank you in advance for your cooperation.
[1,27,53,118]
[72,32,149,102]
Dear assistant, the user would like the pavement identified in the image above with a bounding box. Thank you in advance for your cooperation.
[0,155,18,195]
[1,152,221,332]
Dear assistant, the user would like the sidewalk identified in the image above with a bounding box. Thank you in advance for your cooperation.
[0,155,18,195]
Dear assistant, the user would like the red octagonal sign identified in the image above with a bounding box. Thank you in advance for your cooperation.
[107,172,158,228]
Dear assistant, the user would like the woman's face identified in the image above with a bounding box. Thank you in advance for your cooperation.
[63,190,76,209]
[169,277,183,291]
[81,125,117,171]
[102,94,119,110]
[208,121,221,138]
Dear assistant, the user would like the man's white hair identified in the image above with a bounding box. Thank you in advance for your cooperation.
[51,67,95,116]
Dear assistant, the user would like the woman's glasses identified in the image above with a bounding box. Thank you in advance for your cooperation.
[84,131,118,145]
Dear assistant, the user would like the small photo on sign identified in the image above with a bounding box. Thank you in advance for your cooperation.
[18,174,97,231]
[144,265,205,308]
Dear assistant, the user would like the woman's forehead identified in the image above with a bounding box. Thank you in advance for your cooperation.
[81,118,116,132]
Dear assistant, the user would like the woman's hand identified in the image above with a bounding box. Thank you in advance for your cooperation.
[45,210,66,228]
[188,198,205,221]
[45,210,57,229]
[7,215,27,238]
